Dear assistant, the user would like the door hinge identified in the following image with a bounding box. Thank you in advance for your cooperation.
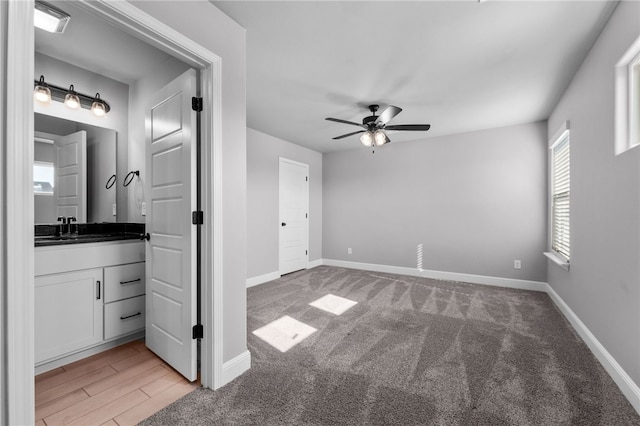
[305,176,308,182]
[305,213,308,219]
[192,211,204,225]
[192,97,203,112]
[192,324,203,339]
[305,250,308,255]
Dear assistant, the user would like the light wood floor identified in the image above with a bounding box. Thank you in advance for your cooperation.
[35,340,199,426]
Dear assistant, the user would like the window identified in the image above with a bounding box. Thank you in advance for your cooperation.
[615,36,640,154]
[34,162,54,195]
[550,129,570,262]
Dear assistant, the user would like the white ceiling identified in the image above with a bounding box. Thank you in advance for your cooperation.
[213,0,616,153]
[35,1,175,85]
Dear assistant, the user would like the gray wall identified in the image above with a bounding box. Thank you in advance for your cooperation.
[547,1,640,385]
[133,1,248,364]
[247,128,323,279]
[323,121,548,282]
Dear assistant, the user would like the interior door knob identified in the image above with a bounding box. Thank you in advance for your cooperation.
[281,222,286,226]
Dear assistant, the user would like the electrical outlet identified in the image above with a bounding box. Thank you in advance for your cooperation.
[347,248,352,255]
[141,202,147,216]
[514,260,521,269]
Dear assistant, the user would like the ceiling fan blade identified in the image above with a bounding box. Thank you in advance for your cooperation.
[326,117,365,128]
[375,105,402,124]
[385,124,431,131]
[333,130,365,140]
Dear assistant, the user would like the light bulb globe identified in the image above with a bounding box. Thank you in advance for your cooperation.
[360,131,374,147]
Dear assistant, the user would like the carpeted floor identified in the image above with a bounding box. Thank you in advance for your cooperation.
[141,266,640,425]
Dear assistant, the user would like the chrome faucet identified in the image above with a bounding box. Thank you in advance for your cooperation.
[56,216,67,235]
[56,216,77,234]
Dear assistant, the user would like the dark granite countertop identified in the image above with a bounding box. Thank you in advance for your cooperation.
[35,223,145,247]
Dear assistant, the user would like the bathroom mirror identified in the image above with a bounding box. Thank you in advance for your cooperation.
[34,113,117,224]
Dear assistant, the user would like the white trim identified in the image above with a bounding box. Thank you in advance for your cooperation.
[546,285,640,414]
[321,259,547,292]
[549,121,570,150]
[615,35,640,155]
[247,271,281,288]
[543,251,570,271]
[4,1,35,425]
[220,350,251,387]
[308,258,323,269]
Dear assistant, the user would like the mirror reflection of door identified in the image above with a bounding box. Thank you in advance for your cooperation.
[34,114,117,224]
[54,130,86,222]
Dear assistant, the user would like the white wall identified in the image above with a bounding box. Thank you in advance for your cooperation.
[34,53,129,221]
[547,1,640,385]
[131,0,248,364]
[323,121,548,282]
[247,128,323,279]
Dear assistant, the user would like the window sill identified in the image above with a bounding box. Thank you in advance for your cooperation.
[544,252,570,271]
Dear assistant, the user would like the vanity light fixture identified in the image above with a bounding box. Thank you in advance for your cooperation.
[64,85,80,109]
[33,75,52,104]
[34,76,111,116]
[91,93,107,117]
[34,1,71,34]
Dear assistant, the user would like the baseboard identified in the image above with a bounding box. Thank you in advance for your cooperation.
[545,284,640,414]
[220,350,251,387]
[321,259,547,292]
[308,258,323,268]
[246,271,280,288]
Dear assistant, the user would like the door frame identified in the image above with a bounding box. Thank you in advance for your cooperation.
[278,157,310,274]
[3,1,225,423]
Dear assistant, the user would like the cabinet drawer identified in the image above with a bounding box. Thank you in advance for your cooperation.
[104,296,145,340]
[104,262,145,303]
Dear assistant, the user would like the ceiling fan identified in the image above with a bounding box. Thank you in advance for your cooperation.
[326,104,430,147]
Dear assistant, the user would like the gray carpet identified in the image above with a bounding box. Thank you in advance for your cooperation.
[141,266,640,425]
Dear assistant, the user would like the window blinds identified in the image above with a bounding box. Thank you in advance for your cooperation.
[551,132,570,260]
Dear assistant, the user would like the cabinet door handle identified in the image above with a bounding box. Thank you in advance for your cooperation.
[96,280,101,300]
[120,312,142,320]
[120,278,141,285]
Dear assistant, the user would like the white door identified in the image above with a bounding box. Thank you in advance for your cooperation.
[279,158,309,274]
[54,130,87,221]
[145,69,198,381]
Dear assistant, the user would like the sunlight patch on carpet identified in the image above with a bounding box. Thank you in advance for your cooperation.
[252,315,317,352]
[309,294,358,315]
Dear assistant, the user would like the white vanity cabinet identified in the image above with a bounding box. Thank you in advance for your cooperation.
[35,241,145,369]
[35,268,103,364]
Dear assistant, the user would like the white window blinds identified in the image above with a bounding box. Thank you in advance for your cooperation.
[551,131,570,260]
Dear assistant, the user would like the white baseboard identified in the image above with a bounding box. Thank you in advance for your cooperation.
[246,271,280,288]
[321,259,547,292]
[308,258,323,268]
[546,285,640,414]
[220,350,251,387]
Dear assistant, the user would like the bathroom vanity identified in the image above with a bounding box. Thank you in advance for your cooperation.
[34,225,146,373]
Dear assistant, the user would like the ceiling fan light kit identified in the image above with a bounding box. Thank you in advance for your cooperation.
[326,104,430,150]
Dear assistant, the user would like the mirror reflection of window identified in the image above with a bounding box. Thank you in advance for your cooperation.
[34,161,54,195]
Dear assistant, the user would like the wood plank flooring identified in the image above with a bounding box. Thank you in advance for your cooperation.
[35,340,199,425]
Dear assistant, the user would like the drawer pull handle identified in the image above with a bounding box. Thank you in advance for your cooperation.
[120,312,142,320]
[96,281,101,300]
[120,278,141,285]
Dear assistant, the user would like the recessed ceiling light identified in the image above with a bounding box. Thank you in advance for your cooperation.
[34,1,71,34]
